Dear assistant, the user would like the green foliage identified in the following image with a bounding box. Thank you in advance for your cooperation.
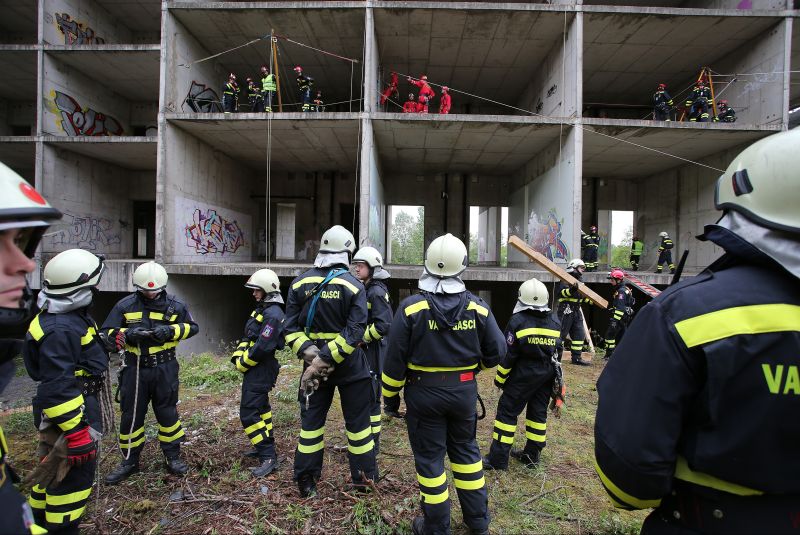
[609,225,633,268]
[179,353,240,393]
[1,411,32,434]
[284,503,313,531]
[351,498,392,534]
[390,207,424,265]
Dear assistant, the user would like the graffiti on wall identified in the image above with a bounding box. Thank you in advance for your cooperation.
[185,208,246,255]
[527,209,570,261]
[48,213,121,251]
[55,13,106,45]
[184,81,223,113]
[50,91,124,136]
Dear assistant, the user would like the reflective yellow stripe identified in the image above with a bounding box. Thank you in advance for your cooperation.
[407,363,477,373]
[525,431,546,442]
[369,325,381,341]
[675,304,800,348]
[120,436,145,448]
[119,427,144,440]
[251,433,265,445]
[330,277,359,294]
[149,312,164,320]
[348,440,375,455]
[328,342,344,364]
[285,332,305,343]
[300,427,325,439]
[57,414,82,432]
[371,425,381,433]
[245,421,266,434]
[291,338,306,354]
[159,421,181,433]
[80,326,96,345]
[417,472,447,487]
[43,395,84,419]
[124,312,143,320]
[382,373,405,388]
[497,365,511,375]
[404,301,429,316]
[494,375,507,384]
[30,524,48,535]
[46,507,86,524]
[292,276,324,290]
[451,460,482,474]
[421,488,449,504]
[382,388,399,397]
[309,332,338,340]
[298,441,325,453]
[158,429,185,442]
[594,460,662,509]
[46,488,92,506]
[334,335,355,354]
[261,411,272,421]
[370,414,382,423]
[235,359,248,373]
[367,302,372,310]
[243,355,258,367]
[525,419,546,430]
[28,314,44,340]
[492,432,514,444]
[454,476,485,490]
[494,420,516,432]
[0,427,7,454]
[346,427,372,441]
[28,496,46,509]
[467,301,488,317]
[516,327,560,338]
[674,456,763,496]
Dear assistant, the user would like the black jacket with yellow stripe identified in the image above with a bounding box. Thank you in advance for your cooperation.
[494,310,561,390]
[594,226,800,511]
[363,280,392,370]
[658,236,674,251]
[608,282,633,323]
[284,265,369,385]
[381,291,506,398]
[23,308,108,432]
[232,302,285,373]
[101,291,198,359]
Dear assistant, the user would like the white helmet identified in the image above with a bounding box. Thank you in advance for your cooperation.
[424,233,468,278]
[566,258,585,273]
[319,225,356,254]
[352,246,383,268]
[42,249,104,296]
[659,231,669,238]
[715,129,800,233]
[518,278,549,310]
[133,261,168,291]
[245,268,280,294]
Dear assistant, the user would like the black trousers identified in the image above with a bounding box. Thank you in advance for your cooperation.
[584,247,598,270]
[300,88,312,111]
[263,90,275,111]
[604,318,627,358]
[486,359,553,468]
[364,340,385,453]
[405,381,489,535]
[30,394,101,534]
[630,254,641,270]
[293,377,378,485]
[657,250,674,272]
[223,94,236,113]
[558,304,585,360]
[118,358,184,463]
[654,105,671,121]
[240,358,280,461]
[250,97,264,112]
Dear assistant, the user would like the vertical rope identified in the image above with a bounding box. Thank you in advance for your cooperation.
[266,31,274,264]
[352,26,367,235]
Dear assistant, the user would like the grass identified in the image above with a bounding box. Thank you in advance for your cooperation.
[0,351,647,534]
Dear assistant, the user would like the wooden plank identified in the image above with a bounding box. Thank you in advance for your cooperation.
[581,313,595,354]
[508,235,608,309]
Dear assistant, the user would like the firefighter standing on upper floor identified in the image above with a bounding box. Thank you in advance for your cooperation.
[656,231,675,274]
[594,129,800,534]
[714,99,736,123]
[583,225,600,271]
[652,83,673,121]
[247,77,264,112]
[630,235,644,271]
[103,261,199,485]
[380,71,399,108]
[312,90,325,112]
[0,162,61,535]
[382,233,506,535]
[483,278,564,472]
[351,246,394,453]
[24,249,106,534]
[294,65,314,112]
[556,259,591,366]
[223,73,238,114]
[403,93,418,113]
[439,87,452,115]
[685,80,712,122]
[285,225,377,498]
[232,269,285,478]
[602,269,633,360]
[260,65,276,112]
[409,75,435,114]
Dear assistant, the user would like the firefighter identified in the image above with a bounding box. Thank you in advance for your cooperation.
[286,225,376,497]
[556,259,591,366]
[223,73,238,113]
[714,99,736,122]
[380,71,399,107]
[685,80,711,122]
[382,233,506,535]
[293,65,314,112]
[630,235,644,271]
[0,162,60,535]
[260,65,276,112]
[439,86,452,115]
[24,249,106,534]
[483,278,563,471]
[247,77,264,112]
[312,90,325,112]
[583,225,600,271]
[403,93,418,113]
[655,231,675,273]
[602,269,633,360]
[351,246,393,452]
[408,75,435,114]
[653,83,673,121]
[595,129,800,534]
[233,269,285,477]
[103,261,199,484]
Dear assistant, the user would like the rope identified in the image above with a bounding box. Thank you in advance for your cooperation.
[177,37,265,68]
[266,32,274,265]
[122,351,141,462]
[273,33,359,63]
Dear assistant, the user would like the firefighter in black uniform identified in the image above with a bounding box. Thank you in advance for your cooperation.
[286,225,376,497]
[293,65,314,112]
[233,269,285,477]
[0,162,61,535]
[247,77,264,112]
[714,99,736,123]
[223,73,238,113]
[351,246,394,452]
[583,225,600,271]
[483,278,563,470]
[595,129,800,534]
[382,233,506,535]
[656,231,675,273]
[602,269,633,360]
[556,259,591,366]
[685,81,711,122]
[653,83,673,121]
[24,249,106,534]
[103,261,199,484]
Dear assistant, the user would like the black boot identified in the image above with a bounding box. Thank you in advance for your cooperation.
[511,449,540,468]
[469,527,490,535]
[165,456,189,476]
[571,357,590,366]
[242,449,259,458]
[411,516,425,535]
[105,462,139,485]
[250,458,278,477]
[298,474,317,498]
[482,456,506,471]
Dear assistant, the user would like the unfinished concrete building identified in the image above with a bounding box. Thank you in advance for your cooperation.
[1,0,797,351]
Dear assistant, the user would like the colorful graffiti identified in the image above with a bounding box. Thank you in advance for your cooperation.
[52,91,124,136]
[185,208,245,255]
[49,213,121,251]
[55,13,106,45]
[184,81,223,113]
[527,209,570,261]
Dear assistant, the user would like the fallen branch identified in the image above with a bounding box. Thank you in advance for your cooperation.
[521,485,566,506]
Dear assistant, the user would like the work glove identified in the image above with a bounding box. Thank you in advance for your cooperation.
[25,427,69,489]
[114,330,126,351]
[125,327,152,345]
[301,344,320,366]
[151,325,173,343]
[300,356,334,393]
[64,424,97,466]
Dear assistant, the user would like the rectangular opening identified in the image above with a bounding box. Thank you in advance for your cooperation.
[133,200,156,259]
[469,206,509,267]
[387,205,424,265]
[275,203,296,260]
[609,210,634,269]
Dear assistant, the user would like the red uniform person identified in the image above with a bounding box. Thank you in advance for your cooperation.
[380,72,399,106]
[402,93,418,113]
[439,86,452,114]
[408,75,435,113]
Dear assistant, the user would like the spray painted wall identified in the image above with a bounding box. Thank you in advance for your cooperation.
[43,0,132,45]
[174,196,252,263]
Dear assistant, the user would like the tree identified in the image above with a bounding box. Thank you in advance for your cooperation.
[609,225,633,268]
[390,207,424,265]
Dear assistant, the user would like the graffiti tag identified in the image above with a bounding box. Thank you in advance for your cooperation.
[49,214,121,251]
[184,81,223,113]
[527,209,570,261]
[55,13,106,45]
[53,91,124,136]
[185,208,245,255]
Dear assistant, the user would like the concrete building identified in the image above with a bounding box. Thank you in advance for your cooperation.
[0,0,797,352]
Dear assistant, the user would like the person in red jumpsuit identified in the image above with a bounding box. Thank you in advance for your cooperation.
[408,75,435,113]
[402,93,418,113]
[439,86,452,114]
[380,72,399,107]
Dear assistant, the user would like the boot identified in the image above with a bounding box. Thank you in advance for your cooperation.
[250,458,278,478]
[105,462,139,485]
[165,456,189,476]
[511,449,540,468]
[469,528,490,535]
[571,356,590,366]
[482,456,506,471]
[242,448,259,458]
[298,474,317,498]
[411,516,425,535]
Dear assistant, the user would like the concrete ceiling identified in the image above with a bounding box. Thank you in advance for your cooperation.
[43,138,158,171]
[0,140,35,174]
[0,50,37,101]
[0,2,37,44]
[47,48,160,102]
[170,8,365,110]
[94,0,162,35]
[373,116,562,175]
[587,1,688,5]
[582,121,772,178]
[169,116,360,171]
[583,13,780,107]
[374,8,572,114]
[791,18,799,109]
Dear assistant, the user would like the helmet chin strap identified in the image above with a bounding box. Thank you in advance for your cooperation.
[0,280,35,327]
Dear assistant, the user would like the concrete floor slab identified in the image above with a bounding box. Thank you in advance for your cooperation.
[0,50,37,101]
[0,3,37,44]
[0,138,36,174]
[42,137,158,170]
[94,0,163,36]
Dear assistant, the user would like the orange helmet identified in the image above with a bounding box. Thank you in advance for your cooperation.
[608,269,625,281]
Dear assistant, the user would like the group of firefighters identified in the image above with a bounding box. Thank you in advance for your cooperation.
[379,73,452,114]
[222,64,324,114]
[652,81,736,123]
[583,226,676,274]
[0,128,798,535]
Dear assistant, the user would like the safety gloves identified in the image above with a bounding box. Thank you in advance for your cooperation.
[64,424,97,466]
[301,345,320,366]
[300,356,334,392]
